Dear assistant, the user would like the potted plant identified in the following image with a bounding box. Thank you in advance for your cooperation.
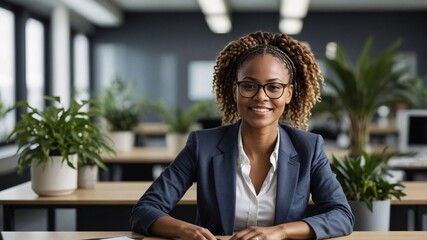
[330,148,406,230]
[197,99,222,129]
[99,76,141,152]
[146,100,211,154]
[8,96,114,195]
[318,37,423,157]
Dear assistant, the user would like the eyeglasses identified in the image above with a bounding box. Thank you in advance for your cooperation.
[236,81,289,99]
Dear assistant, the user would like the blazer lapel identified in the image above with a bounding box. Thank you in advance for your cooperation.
[213,122,239,234]
[274,126,300,224]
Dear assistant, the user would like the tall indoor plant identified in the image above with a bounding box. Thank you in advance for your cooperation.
[320,37,423,157]
[99,76,141,152]
[330,149,406,230]
[8,96,114,195]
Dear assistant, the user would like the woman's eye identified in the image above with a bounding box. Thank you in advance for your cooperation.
[242,83,257,90]
[267,84,282,91]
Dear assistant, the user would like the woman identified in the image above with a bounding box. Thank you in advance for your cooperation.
[130,31,354,240]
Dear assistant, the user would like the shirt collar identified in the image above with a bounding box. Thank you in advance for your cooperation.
[237,125,280,171]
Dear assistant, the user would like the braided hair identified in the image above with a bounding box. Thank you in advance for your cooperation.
[213,31,324,130]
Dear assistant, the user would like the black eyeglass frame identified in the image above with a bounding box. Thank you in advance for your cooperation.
[236,81,290,99]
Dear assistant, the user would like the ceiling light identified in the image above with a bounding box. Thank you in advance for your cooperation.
[61,0,122,26]
[197,0,228,15]
[279,18,303,35]
[205,14,232,34]
[280,0,311,18]
[197,0,231,34]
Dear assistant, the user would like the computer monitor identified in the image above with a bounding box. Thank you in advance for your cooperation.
[397,109,427,155]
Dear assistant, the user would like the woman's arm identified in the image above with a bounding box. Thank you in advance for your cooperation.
[130,134,198,235]
[302,135,354,239]
[280,221,315,239]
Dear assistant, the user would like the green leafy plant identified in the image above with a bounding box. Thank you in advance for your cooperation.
[330,148,406,211]
[7,96,114,174]
[146,100,212,134]
[99,76,141,131]
[199,99,221,119]
[316,37,424,157]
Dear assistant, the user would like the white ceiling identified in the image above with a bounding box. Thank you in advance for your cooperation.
[5,0,427,30]
[112,0,427,12]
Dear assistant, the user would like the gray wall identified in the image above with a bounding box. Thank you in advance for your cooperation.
[92,11,427,110]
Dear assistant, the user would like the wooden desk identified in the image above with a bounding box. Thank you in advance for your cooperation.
[0,231,146,240]
[102,147,175,164]
[134,122,168,136]
[0,181,423,205]
[0,181,196,231]
[103,146,426,181]
[0,182,426,231]
[389,156,427,181]
[368,123,398,135]
[101,147,176,181]
[1,231,427,240]
[0,181,196,205]
[389,181,427,206]
[333,231,427,240]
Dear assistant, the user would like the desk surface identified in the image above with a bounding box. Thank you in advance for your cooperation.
[0,181,425,205]
[0,181,196,205]
[1,231,427,240]
[104,146,350,164]
[389,156,427,170]
[134,122,168,135]
[104,146,427,171]
[333,231,427,240]
[102,147,176,164]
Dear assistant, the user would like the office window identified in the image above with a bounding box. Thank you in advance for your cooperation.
[73,33,90,103]
[0,7,15,143]
[25,18,45,110]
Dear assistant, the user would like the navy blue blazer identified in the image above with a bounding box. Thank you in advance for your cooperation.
[130,121,354,239]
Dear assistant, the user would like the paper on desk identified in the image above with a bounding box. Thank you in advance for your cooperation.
[84,237,143,240]
[102,238,132,240]
[103,238,143,240]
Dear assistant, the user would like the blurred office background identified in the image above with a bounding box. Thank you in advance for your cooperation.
[0,0,427,231]
[1,0,427,199]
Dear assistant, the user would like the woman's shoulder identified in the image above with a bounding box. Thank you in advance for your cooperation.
[187,123,239,152]
[279,124,322,142]
[190,124,238,145]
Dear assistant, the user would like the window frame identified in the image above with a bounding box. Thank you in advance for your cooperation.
[0,2,49,148]
[0,2,17,146]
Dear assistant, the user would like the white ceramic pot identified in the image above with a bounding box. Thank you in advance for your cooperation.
[31,154,78,196]
[166,133,189,155]
[108,131,135,152]
[349,199,391,231]
[78,165,99,189]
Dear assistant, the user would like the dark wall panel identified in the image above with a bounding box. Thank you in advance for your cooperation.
[92,11,427,109]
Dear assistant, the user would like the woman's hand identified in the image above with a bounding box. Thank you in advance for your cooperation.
[150,215,217,240]
[230,221,315,240]
[177,224,217,240]
[230,225,286,240]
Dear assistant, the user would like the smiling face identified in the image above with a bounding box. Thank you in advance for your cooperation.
[234,53,293,130]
